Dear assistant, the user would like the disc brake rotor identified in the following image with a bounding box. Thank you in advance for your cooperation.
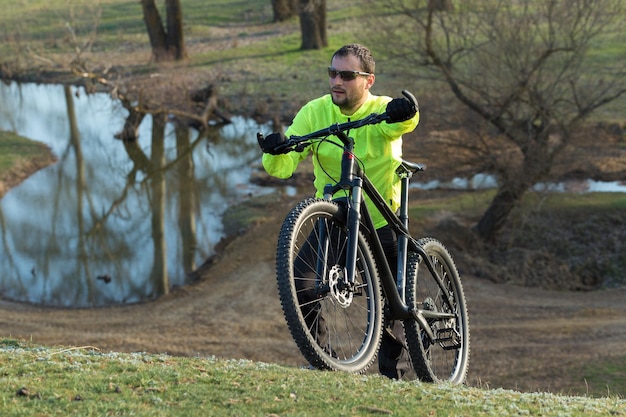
[328,265,353,308]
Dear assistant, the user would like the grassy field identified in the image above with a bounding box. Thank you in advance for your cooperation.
[0,131,55,198]
[0,131,50,173]
[4,0,621,121]
[1,0,374,109]
[1,339,624,416]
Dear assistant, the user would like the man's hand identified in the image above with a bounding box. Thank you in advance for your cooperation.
[257,132,289,155]
[386,90,418,123]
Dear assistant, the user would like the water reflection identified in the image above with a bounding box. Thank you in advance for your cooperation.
[0,81,269,307]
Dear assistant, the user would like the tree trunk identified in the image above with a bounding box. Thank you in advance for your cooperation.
[165,0,187,60]
[141,0,167,61]
[272,0,297,22]
[475,132,556,241]
[150,113,169,295]
[474,183,526,242]
[141,0,186,62]
[299,0,327,50]
[428,0,454,12]
[175,122,197,275]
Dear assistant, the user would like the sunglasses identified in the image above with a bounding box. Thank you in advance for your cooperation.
[327,67,371,81]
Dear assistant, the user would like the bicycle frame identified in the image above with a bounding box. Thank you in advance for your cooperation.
[320,130,457,343]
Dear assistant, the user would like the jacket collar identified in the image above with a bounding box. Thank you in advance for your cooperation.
[331,92,375,121]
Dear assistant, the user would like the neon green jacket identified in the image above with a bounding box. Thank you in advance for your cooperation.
[262,92,419,229]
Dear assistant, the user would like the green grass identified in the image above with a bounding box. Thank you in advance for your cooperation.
[2,0,622,120]
[0,131,52,173]
[1,339,623,417]
[523,191,626,210]
[0,0,383,109]
[409,190,497,220]
[577,355,626,399]
[410,189,626,222]
[0,0,363,55]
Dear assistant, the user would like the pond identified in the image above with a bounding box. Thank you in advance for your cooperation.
[0,81,273,307]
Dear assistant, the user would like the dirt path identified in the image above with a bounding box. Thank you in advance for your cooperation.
[1,197,625,395]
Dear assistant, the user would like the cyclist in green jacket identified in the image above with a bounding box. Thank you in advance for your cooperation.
[258,43,419,379]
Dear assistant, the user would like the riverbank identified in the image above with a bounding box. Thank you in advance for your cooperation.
[0,131,56,199]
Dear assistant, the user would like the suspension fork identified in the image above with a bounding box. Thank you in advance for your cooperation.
[318,188,361,291]
[321,132,361,288]
[344,177,362,287]
[315,218,330,290]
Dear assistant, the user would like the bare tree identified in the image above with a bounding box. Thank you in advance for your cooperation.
[270,0,327,50]
[141,0,187,62]
[272,0,298,21]
[428,0,452,12]
[299,0,327,50]
[368,0,626,241]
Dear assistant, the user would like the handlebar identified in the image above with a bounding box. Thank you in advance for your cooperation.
[258,90,418,154]
[291,112,390,141]
[267,112,390,154]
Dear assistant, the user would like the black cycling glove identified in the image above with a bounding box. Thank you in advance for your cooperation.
[386,90,418,123]
[257,132,289,155]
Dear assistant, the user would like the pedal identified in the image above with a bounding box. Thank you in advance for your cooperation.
[435,328,462,350]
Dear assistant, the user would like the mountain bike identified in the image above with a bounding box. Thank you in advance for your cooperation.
[258,99,470,384]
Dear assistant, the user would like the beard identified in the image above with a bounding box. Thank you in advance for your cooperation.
[331,88,361,113]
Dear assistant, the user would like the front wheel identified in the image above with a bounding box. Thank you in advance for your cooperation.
[404,238,470,384]
[276,198,383,373]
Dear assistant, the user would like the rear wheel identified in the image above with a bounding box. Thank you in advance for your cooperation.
[276,198,383,373]
[404,238,470,384]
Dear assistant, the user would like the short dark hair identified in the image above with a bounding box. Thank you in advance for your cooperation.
[331,44,375,74]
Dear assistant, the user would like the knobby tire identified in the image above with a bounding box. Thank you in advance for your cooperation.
[276,198,383,373]
[404,238,470,384]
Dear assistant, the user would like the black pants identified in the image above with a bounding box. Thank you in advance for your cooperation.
[376,225,412,380]
[294,224,411,379]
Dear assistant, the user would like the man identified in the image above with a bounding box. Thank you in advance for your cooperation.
[258,43,419,379]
